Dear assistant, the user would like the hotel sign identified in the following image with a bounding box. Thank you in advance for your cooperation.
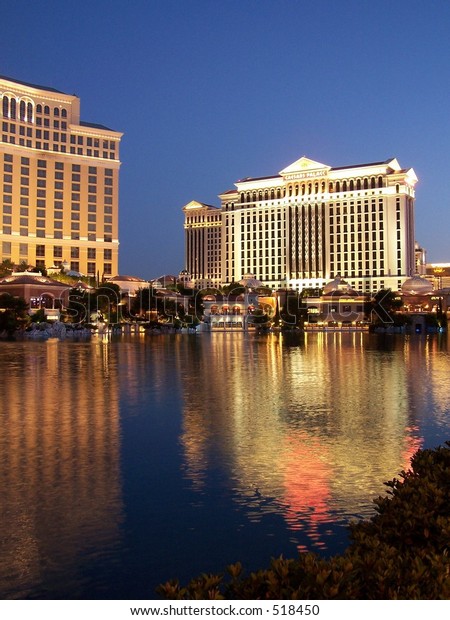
[284,170,328,181]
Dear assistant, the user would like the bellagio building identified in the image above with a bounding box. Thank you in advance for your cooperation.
[183,156,418,292]
[0,75,122,278]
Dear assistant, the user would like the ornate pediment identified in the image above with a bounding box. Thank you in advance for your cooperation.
[279,156,330,180]
[183,200,209,210]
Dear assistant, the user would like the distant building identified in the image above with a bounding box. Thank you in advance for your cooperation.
[202,292,260,331]
[0,271,70,319]
[108,275,149,296]
[304,275,369,328]
[426,263,450,289]
[0,75,122,278]
[414,242,427,275]
[183,156,418,293]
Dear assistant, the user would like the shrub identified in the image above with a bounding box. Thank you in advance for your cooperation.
[158,442,450,600]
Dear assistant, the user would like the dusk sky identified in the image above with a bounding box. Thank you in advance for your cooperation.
[3,0,450,279]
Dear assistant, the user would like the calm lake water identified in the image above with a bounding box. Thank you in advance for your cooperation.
[0,331,449,599]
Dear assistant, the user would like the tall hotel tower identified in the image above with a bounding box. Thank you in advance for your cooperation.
[183,156,418,292]
[0,75,122,277]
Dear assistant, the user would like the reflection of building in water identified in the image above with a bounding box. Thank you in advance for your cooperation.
[179,333,426,550]
[0,342,123,597]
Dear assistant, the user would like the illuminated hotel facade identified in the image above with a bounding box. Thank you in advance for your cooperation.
[0,75,122,278]
[183,156,418,292]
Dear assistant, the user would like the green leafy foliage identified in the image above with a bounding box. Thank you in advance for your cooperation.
[0,293,29,335]
[158,442,450,600]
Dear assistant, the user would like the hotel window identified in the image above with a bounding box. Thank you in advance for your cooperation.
[53,246,63,258]
[70,261,79,272]
[36,245,45,257]
[87,262,96,274]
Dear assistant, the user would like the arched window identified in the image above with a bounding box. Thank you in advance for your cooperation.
[302,184,306,195]
[54,107,60,116]
[364,178,368,189]
[240,193,244,203]
[27,102,33,122]
[308,183,312,194]
[329,182,334,193]
[264,190,268,200]
[252,191,256,202]
[321,181,326,192]
[349,180,354,191]
[295,185,299,196]
[44,105,50,115]
[271,189,274,199]
[246,193,251,203]
[336,181,340,193]
[288,186,292,197]
[356,179,361,190]
[10,98,16,119]
[370,177,376,189]
[19,100,26,121]
[276,188,280,199]
[343,180,347,192]
[61,108,67,118]
[2,96,8,118]
[314,182,319,193]
[378,176,383,188]
[396,184,400,193]
[36,104,42,114]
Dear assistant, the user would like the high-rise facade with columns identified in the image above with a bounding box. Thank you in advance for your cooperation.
[0,75,122,278]
[183,156,418,292]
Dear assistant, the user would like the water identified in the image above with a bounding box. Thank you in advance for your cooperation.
[0,331,449,599]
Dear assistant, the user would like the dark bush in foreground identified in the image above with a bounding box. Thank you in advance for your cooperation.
[158,442,450,600]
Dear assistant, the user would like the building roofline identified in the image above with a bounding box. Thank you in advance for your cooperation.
[0,74,66,95]
[79,120,115,132]
[331,158,396,171]
[234,158,400,184]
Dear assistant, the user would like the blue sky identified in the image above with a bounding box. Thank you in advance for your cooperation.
[2,0,450,278]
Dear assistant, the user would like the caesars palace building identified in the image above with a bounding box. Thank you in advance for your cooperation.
[183,156,418,293]
[0,75,122,277]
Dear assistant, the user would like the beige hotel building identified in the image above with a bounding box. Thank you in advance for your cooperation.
[183,156,418,292]
[0,75,122,278]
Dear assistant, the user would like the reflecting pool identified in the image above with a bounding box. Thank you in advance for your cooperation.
[0,332,449,598]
